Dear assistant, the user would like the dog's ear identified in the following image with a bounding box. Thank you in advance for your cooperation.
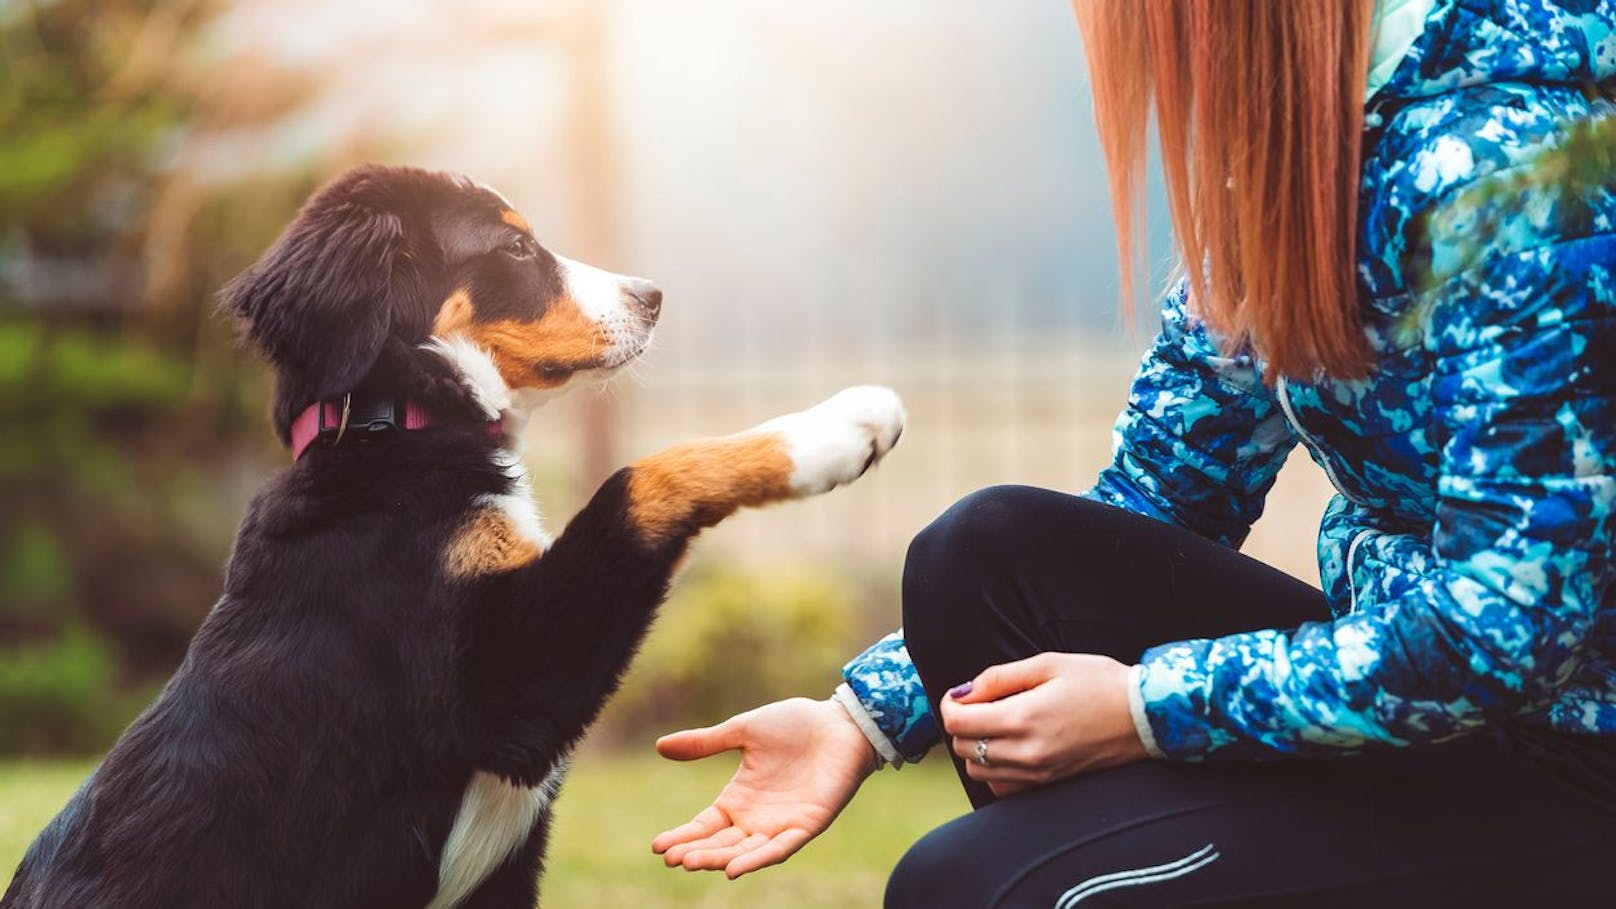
[222,167,432,398]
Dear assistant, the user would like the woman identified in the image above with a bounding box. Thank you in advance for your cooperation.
[653,1,1616,905]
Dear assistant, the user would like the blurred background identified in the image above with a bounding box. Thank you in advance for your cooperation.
[0,0,1333,902]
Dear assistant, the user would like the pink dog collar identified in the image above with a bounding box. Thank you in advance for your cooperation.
[289,395,500,460]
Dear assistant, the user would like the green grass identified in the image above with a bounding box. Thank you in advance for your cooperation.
[0,751,968,907]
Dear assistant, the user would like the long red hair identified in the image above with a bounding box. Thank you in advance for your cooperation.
[1074,0,1378,380]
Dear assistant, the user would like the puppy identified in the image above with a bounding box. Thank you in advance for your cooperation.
[0,164,903,909]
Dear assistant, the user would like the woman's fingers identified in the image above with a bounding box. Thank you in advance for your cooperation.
[948,654,1060,704]
[679,832,769,871]
[939,653,1066,746]
[651,805,730,855]
[663,824,747,866]
[660,817,807,874]
[963,757,1045,785]
[724,828,814,879]
[948,735,1049,784]
[939,692,1028,739]
[949,734,1034,768]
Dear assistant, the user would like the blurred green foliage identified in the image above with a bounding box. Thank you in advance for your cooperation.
[0,0,192,247]
[604,563,874,742]
[0,0,308,756]
[0,627,156,754]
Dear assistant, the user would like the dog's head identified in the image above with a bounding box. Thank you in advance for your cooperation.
[224,164,660,436]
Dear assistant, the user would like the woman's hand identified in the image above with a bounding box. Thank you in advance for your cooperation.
[940,652,1148,798]
[651,697,879,878]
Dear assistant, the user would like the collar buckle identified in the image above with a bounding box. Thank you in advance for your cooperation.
[316,393,402,449]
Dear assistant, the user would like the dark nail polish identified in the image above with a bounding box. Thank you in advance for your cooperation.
[949,682,973,699]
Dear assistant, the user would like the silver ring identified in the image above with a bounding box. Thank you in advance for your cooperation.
[974,737,991,767]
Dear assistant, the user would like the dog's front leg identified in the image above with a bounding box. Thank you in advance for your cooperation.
[458,386,904,784]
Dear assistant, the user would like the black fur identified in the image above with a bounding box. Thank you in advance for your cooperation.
[2,166,683,908]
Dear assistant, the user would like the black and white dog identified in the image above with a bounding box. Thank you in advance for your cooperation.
[1,164,903,909]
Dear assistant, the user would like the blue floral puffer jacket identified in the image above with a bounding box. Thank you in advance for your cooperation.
[843,0,1616,764]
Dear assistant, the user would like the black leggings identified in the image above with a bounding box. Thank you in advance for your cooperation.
[887,486,1614,909]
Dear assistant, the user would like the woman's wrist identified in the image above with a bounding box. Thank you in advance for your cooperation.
[830,683,898,773]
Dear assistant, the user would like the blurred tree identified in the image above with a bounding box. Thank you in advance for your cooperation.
[0,0,189,318]
[0,0,315,753]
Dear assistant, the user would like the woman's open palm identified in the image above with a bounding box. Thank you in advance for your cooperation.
[651,697,879,878]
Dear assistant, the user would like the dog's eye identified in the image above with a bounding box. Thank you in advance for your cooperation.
[504,236,537,259]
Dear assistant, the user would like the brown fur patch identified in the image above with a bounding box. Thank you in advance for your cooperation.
[500,209,532,233]
[463,296,610,389]
[444,507,543,579]
[433,289,476,336]
[626,433,796,546]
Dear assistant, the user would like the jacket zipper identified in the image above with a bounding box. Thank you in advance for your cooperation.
[1344,528,1372,613]
[1275,378,1370,508]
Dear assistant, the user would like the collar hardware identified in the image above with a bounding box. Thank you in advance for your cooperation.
[318,393,402,449]
[289,395,503,461]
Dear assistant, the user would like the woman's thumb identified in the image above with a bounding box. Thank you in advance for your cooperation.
[655,721,742,761]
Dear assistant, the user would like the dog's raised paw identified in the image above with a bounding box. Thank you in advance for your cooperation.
[755,385,905,497]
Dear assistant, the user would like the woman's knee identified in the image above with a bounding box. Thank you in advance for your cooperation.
[885,814,992,909]
[901,486,1035,643]
[902,485,1109,638]
[904,484,1050,590]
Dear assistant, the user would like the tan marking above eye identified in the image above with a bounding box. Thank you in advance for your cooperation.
[500,209,532,233]
[462,296,610,389]
[626,434,796,546]
[445,507,543,579]
[434,289,476,337]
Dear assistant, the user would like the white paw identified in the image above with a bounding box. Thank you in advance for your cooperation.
[754,385,905,497]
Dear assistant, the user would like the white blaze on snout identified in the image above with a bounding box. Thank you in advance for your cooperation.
[554,254,656,366]
[554,255,631,322]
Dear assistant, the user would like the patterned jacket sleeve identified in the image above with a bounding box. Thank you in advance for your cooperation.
[1137,170,1616,759]
[1085,278,1300,547]
[839,279,1302,764]
[839,631,937,766]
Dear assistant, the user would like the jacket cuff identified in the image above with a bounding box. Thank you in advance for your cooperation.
[1126,663,1166,759]
[832,683,902,769]
[840,631,939,764]
[1137,638,1230,760]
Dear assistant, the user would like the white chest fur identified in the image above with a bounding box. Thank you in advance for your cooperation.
[423,337,561,908]
[428,471,556,908]
[426,761,568,909]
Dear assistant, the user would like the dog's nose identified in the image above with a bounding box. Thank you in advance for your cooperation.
[624,278,662,318]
